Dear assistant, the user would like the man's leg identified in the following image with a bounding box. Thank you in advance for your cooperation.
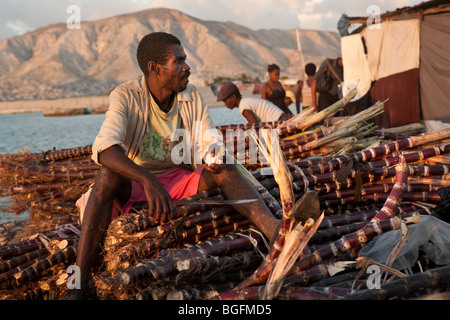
[75,167,131,295]
[198,164,279,242]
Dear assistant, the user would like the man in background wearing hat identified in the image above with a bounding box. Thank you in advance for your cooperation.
[217,82,289,123]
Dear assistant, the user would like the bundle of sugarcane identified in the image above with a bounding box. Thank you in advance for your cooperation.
[208,128,450,300]
[0,145,97,231]
[220,90,391,170]
[1,102,450,300]
[92,175,284,299]
[0,222,80,299]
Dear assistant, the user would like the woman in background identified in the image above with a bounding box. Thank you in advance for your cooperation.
[260,64,294,117]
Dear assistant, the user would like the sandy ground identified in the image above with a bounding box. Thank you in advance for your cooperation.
[0,86,260,115]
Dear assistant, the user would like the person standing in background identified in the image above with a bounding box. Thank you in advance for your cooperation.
[295,63,317,113]
[314,57,343,112]
[260,64,294,117]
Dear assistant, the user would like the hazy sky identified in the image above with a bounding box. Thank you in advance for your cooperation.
[0,0,424,40]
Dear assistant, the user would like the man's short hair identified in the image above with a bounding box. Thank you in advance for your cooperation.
[137,32,181,77]
[305,63,316,76]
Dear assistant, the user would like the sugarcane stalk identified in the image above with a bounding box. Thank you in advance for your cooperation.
[372,123,424,140]
[175,252,261,278]
[1,178,92,197]
[365,144,450,168]
[280,127,335,150]
[310,221,368,244]
[407,176,450,186]
[30,200,78,215]
[106,217,253,272]
[166,287,202,300]
[38,145,93,162]
[318,183,437,201]
[182,205,236,228]
[235,130,298,292]
[120,231,261,285]
[333,100,385,132]
[284,146,342,160]
[287,124,359,154]
[290,215,412,275]
[282,252,359,288]
[279,105,315,127]
[178,213,245,240]
[0,253,50,286]
[216,120,282,133]
[108,188,224,236]
[0,160,98,181]
[0,242,46,260]
[262,213,324,299]
[14,245,77,285]
[321,191,442,207]
[318,206,427,231]
[209,285,265,300]
[275,286,344,300]
[344,264,450,300]
[183,219,252,245]
[322,136,358,147]
[277,88,357,135]
[0,247,50,274]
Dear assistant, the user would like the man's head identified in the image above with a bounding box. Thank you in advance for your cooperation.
[284,90,296,106]
[137,32,181,77]
[137,32,191,94]
[217,82,241,109]
[305,63,316,76]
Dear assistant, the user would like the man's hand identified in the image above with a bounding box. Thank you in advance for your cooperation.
[203,163,226,174]
[141,175,175,223]
[98,146,175,223]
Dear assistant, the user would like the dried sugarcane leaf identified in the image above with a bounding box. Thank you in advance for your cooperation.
[335,158,353,184]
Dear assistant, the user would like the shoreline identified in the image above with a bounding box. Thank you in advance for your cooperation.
[0,87,259,116]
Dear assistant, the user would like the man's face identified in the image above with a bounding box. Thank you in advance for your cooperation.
[223,95,236,110]
[159,44,191,93]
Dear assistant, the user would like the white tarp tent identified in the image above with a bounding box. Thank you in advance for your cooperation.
[340,0,450,128]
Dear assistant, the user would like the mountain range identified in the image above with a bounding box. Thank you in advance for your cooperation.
[0,8,341,101]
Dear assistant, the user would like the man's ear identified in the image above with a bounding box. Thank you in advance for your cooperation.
[147,61,160,75]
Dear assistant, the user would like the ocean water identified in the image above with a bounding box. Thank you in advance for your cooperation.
[0,106,245,154]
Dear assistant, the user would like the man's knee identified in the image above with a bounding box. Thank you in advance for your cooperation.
[93,167,129,197]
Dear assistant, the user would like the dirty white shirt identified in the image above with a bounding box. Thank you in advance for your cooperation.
[238,97,284,123]
[91,75,223,169]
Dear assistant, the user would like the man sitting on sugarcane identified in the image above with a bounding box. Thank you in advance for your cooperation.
[72,32,281,299]
[217,82,290,123]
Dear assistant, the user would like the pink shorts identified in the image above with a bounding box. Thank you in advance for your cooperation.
[76,166,204,222]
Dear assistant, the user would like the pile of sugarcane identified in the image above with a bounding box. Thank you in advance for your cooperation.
[0,145,94,232]
[0,88,450,300]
